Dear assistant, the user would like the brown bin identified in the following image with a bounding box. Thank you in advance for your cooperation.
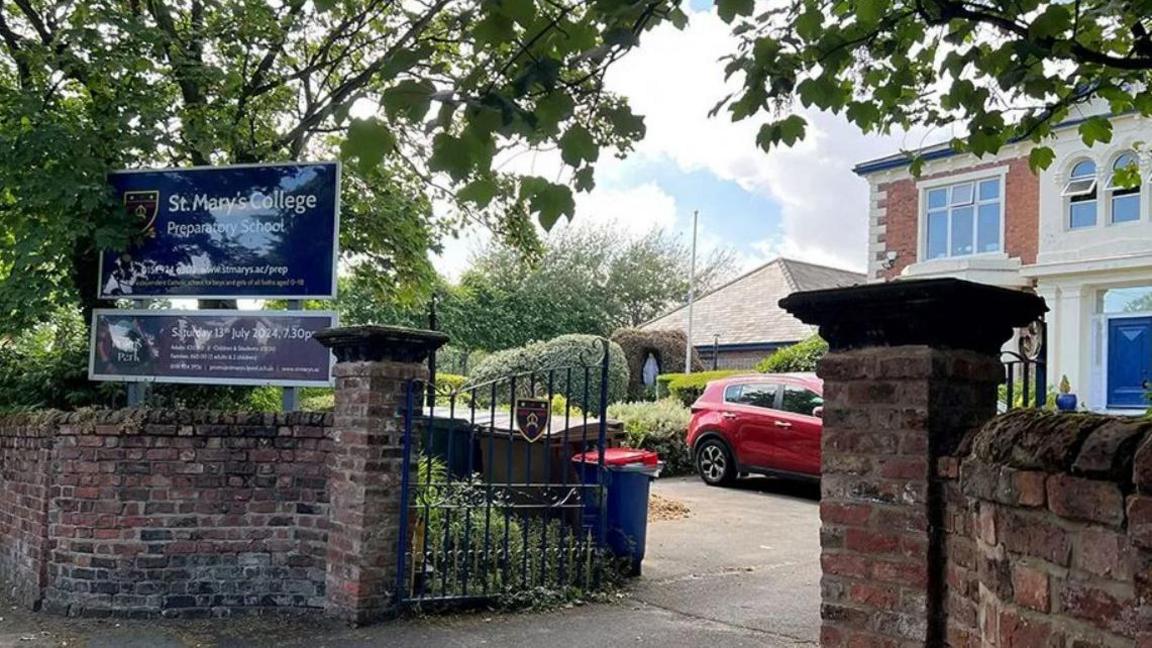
[477,419,625,486]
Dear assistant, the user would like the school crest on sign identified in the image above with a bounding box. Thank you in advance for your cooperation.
[124,190,160,237]
[514,398,550,443]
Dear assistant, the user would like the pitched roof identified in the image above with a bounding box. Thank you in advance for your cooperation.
[638,257,865,347]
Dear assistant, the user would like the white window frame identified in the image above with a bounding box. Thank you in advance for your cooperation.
[1105,152,1142,226]
[917,167,1008,262]
[1065,158,1100,230]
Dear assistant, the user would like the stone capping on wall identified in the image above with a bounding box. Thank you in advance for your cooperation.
[941,409,1152,647]
[0,408,333,433]
[966,409,1150,488]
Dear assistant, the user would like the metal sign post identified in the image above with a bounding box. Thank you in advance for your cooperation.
[282,299,302,412]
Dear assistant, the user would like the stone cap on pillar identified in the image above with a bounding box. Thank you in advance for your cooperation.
[779,278,1047,354]
[313,325,449,364]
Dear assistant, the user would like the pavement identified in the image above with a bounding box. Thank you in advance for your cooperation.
[0,476,821,648]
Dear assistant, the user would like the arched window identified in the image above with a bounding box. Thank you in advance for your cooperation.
[1062,159,1097,229]
[1105,152,1140,224]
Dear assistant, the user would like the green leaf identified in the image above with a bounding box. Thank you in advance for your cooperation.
[500,0,536,27]
[381,79,436,123]
[1028,147,1055,173]
[559,125,598,166]
[531,182,574,230]
[473,13,516,46]
[795,10,822,40]
[779,115,806,146]
[429,133,473,181]
[908,155,925,177]
[602,105,645,139]
[573,167,595,193]
[458,177,499,207]
[856,0,884,26]
[340,118,395,173]
[534,93,574,135]
[1078,117,1113,147]
[313,0,338,11]
[1028,5,1071,40]
[716,0,754,23]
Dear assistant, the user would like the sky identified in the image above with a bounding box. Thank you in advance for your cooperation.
[433,3,943,279]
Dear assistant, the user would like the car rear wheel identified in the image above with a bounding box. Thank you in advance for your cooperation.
[696,439,735,486]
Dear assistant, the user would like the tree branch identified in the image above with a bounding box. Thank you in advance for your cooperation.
[273,0,453,153]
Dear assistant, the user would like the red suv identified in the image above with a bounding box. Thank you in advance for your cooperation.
[686,373,824,486]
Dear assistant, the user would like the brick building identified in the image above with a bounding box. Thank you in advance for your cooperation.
[855,106,1152,413]
[639,257,862,370]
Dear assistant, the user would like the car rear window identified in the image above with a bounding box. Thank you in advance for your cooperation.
[725,383,778,409]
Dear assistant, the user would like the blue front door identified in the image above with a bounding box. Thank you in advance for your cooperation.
[1107,316,1152,409]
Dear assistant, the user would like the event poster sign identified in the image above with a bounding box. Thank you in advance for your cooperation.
[99,161,339,299]
[89,310,337,387]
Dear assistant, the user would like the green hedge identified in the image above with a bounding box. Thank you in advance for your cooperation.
[755,335,827,373]
[468,335,629,411]
[607,399,694,476]
[658,370,744,407]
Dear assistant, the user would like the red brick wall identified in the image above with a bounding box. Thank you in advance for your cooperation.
[876,156,1039,281]
[0,414,54,608]
[0,410,333,617]
[939,411,1151,647]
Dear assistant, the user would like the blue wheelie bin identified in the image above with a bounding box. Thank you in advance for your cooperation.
[571,447,663,576]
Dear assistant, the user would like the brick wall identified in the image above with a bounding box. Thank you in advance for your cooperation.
[0,409,333,617]
[0,413,54,608]
[875,156,1039,281]
[940,410,1151,647]
[819,370,1151,648]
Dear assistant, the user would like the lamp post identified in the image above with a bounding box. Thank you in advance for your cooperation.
[685,210,698,374]
[712,334,719,371]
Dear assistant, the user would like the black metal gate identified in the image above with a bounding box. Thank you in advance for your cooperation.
[396,338,613,606]
[1001,316,1048,410]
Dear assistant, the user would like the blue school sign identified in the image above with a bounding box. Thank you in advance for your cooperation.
[99,161,340,300]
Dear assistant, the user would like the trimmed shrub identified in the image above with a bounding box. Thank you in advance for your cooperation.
[436,372,468,393]
[607,399,693,476]
[468,334,628,411]
[610,328,703,401]
[299,388,335,412]
[660,370,746,407]
[756,334,827,373]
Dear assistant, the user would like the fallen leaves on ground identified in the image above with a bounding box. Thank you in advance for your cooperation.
[648,493,690,521]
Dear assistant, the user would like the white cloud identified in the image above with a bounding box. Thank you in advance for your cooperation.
[431,6,939,277]
[431,176,679,281]
[563,182,678,238]
[600,9,931,272]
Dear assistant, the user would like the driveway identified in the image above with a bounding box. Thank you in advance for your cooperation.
[0,477,821,648]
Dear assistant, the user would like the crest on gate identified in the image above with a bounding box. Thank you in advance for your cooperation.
[514,398,550,443]
[124,190,160,237]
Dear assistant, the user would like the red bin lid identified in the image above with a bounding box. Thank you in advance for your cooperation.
[571,447,659,467]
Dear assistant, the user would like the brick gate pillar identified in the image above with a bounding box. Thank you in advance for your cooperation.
[781,278,1046,647]
[314,325,448,624]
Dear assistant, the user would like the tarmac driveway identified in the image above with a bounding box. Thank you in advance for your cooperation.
[0,476,821,648]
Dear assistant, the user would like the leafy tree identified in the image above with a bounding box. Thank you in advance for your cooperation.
[328,224,736,352]
[716,0,1152,175]
[755,334,827,373]
[0,0,680,333]
[451,225,736,350]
